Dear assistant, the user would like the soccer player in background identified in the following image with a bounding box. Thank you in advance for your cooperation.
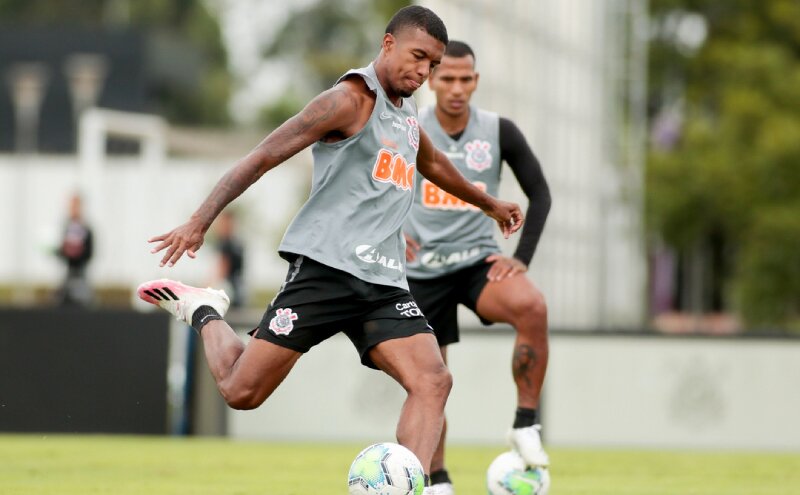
[136,7,523,492]
[404,40,552,494]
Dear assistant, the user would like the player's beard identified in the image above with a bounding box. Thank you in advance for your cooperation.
[394,83,414,98]
[393,75,417,98]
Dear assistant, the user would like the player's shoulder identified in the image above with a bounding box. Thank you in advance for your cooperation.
[335,76,373,100]
[418,104,435,122]
[468,106,501,127]
[475,106,500,119]
[496,114,524,137]
[317,76,375,117]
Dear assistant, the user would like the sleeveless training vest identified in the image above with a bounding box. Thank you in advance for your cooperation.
[404,105,502,279]
[278,63,420,289]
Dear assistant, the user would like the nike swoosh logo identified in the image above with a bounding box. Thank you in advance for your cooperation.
[200,314,216,323]
[379,111,393,120]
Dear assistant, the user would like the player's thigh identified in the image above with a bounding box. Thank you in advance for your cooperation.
[232,337,302,399]
[368,332,449,391]
[475,274,546,325]
[408,276,460,347]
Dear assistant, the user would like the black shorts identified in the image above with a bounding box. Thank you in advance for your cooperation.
[251,256,432,369]
[407,260,494,347]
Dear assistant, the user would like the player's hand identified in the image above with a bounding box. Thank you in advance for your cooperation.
[485,254,527,282]
[148,217,207,267]
[483,199,524,239]
[404,233,420,262]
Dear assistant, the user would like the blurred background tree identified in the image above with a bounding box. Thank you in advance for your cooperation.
[0,0,231,125]
[648,0,800,330]
[257,0,409,129]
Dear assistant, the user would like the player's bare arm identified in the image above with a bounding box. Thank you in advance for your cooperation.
[415,128,524,238]
[148,82,368,267]
[404,233,421,262]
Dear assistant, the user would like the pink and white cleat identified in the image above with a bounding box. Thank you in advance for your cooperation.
[137,279,230,325]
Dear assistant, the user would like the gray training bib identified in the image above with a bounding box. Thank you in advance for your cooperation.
[278,63,421,289]
[404,105,502,279]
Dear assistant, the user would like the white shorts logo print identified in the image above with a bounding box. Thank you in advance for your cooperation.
[395,301,422,317]
[269,308,299,335]
[464,139,492,172]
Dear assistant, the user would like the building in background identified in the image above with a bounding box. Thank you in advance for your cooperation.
[0,25,209,154]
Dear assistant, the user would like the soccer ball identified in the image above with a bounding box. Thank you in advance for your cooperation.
[348,442,425,495]
[487,450,550,495]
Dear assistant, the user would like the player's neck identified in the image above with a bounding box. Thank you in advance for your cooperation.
[373,59,403,107]
[434,105,469,136]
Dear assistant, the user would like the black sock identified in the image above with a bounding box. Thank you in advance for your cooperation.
[430,469,451,485]
[424,474,430,487]
[513,407,539,428]
[191,305,222,333]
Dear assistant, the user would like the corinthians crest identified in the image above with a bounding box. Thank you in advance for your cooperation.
[269,307,298,335]
[406,116,420,151]
[464,139,493,172]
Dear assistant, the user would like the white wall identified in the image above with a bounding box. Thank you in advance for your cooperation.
[227,330,800,451]
[226,329,517,444]
[546,334,800,450]
[0,152,310,299]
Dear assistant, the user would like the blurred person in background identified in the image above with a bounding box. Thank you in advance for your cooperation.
[404,40,551,494]
[135,7,523,491]
[55,192,94,307]
[212,210,246,308]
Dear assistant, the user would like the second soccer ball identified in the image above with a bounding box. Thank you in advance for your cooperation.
[487,450,550,495]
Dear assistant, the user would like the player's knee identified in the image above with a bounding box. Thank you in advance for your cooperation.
[438,367,454,396]
[530,290,548,322]
[512,289,548,329]
[414,363,452,400]
[221,384,265,411]
[225,393,262,411]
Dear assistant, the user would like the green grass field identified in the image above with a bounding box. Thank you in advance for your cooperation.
[0,435,798,494]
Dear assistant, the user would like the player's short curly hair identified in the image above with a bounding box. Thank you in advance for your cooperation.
[385,6,448,46]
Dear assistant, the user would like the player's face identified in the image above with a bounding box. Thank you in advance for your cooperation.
[428,54,479,118]
[383,28,445,98]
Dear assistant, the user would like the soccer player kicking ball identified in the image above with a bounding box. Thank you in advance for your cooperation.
[404,41,552,494]
[136,7,523,494]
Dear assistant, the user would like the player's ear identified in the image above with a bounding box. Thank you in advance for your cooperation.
[474,71,480,87]
[382,33,396,53]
